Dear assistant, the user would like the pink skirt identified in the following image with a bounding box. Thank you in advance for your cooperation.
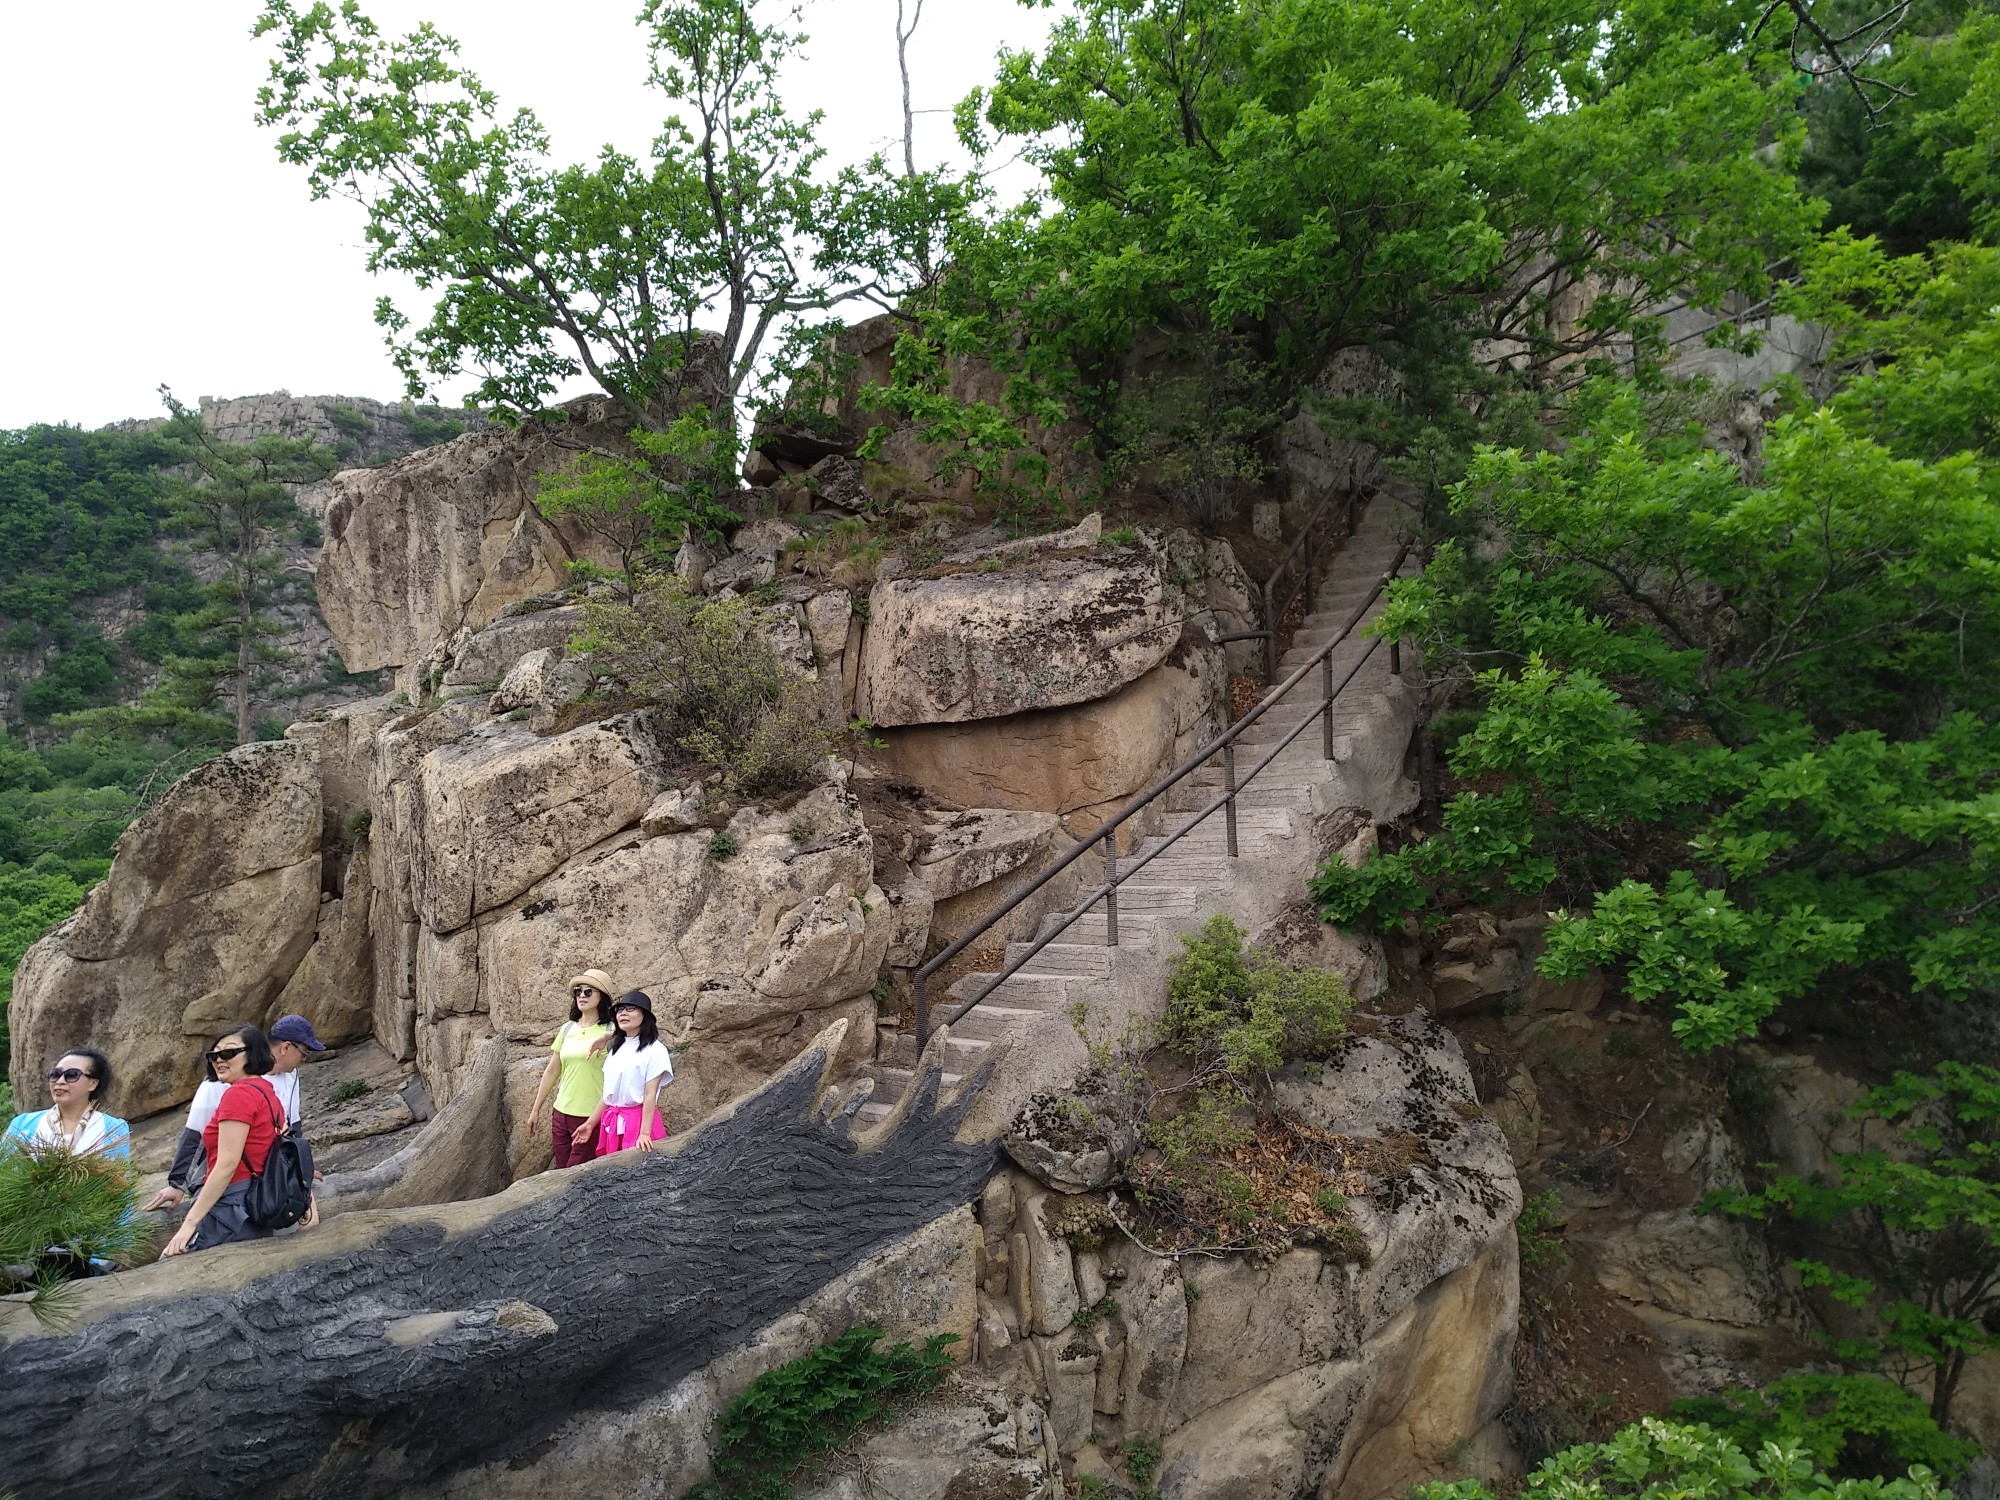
[597,1103,667,1155]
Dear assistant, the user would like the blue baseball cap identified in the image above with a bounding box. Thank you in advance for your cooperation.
[270,1014,327,1051]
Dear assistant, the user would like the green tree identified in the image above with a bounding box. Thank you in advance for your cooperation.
[1711,1064,2000,1427]
[1314,238,2000,1051]
[153,390,331,744]
[869,0,1820,511]
[254,0,963,540]
[1418,1417,1949,1500]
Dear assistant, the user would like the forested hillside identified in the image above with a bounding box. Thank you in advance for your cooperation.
[0,395,470,1072]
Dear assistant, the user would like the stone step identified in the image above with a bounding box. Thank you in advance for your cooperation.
[1007,940,1113,979]
[1101,883,1204,915]
[945,972,1078,1011]
[1035,909,1160,947]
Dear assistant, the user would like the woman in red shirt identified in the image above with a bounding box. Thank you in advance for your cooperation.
[161,1025,285,1256]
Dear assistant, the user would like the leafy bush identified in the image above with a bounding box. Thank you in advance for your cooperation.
[1162,914,1352,1078]
[1118,915,1361,1259]
[1670,1375,1978,1481]
[1418,1417,1949,1500]
[574,583,836,796]
[684,1326,958,1500]
[0,1145,144,1322]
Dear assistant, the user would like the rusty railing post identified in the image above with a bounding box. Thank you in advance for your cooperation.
[1102,831,1119,946]
[1261,578,1277,681]
[1390,638,1402,677]
[1322,651,1335,759]
[1223,742,1239,857]
[915,973,929,1047]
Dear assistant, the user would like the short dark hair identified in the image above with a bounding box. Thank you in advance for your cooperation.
[56,1047,114,1109]
[202,1025,274,1082]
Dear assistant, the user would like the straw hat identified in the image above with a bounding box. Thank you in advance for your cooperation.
[568,969,617,998]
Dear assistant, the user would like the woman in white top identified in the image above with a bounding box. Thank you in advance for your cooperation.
[573,990,673,1155]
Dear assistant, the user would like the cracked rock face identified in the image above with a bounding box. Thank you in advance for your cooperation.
[6,741,324,1116]
[856,551,1181,726]
[316,400,627,681]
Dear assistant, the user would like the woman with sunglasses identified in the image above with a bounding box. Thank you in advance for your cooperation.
[524,968,618,1169]
[572,990,673,1157]
[161,1025,286,1257]
[3,1047,129,1160]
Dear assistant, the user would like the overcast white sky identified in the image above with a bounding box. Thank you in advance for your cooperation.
[0,1,1060,430]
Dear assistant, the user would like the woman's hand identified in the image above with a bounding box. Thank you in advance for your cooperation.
[571,1120,595,1147]
[161,1221,197,1258]
[637,1133,658,1153]
[301,1195,320,1230]
[143,1185,185,1213]
[588,1032,611,1053]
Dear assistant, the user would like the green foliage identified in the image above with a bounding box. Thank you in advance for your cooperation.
[1314,240,2000,1051]
[151,389,334,743]
[683,1326,958,1500]
[1517,1188,1571,1277]
[0,1144,144,1324]
[329,1079,372,1104]
[1416,1417,1949,1500]
[1162,915,1352,1078]
[707,832,739,862]
[1120,1436,1163,1496]
[1670,1375,1979,1480]
[256,0,958,502]
[1798,10,2000,254]
[874,0,1819,515]
[575,583,836,796]
[1708,1062,2000,1425]
[535,415,740,587]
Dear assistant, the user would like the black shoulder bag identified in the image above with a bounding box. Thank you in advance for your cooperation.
[242,1080,315,1231]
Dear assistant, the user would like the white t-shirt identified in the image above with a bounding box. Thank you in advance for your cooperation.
[184,1069,300,1132]
[600,1040,673,1107]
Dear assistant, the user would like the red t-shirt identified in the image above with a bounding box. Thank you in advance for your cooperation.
[203,1077,284,1185]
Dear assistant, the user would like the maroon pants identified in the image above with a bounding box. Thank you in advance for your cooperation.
[552,1109,601,1169]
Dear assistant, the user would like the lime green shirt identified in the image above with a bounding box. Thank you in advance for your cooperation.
[551,1021,613,1116]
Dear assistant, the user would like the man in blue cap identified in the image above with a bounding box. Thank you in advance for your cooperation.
[145,1014,325,1224]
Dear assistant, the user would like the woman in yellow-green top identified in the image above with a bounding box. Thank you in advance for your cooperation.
[526,969,617,1168]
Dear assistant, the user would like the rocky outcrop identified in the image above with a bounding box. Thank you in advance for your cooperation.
[878,636,1224,824]
[473,780,893,1125]
[316,400,627,684]
[0,1028,999,1500]
[403,713,671,932]
[856,549,1184,726]
[7,741,323,1116]
[976,1011,1522,1500]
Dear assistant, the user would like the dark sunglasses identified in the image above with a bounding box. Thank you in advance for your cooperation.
[206,1045,248,1064]
[47,1066,94,1083]
[571,986,599,998]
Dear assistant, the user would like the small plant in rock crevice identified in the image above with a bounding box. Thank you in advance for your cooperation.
[329,1079,372,1104]
[707,832,739,862]
[681,1326,958,1500]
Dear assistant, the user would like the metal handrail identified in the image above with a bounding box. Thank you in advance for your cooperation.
[913,526,1413,1044]
[1203,489,1360,680]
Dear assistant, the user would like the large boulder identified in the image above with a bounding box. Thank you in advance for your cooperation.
[6,741,322,1117]
[877,637,1224,824]
[316,400,627,684]
[857,550,1180,727]
[404,713,672,933]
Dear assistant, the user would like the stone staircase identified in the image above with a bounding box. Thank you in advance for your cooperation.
[858,495,1418,1127]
